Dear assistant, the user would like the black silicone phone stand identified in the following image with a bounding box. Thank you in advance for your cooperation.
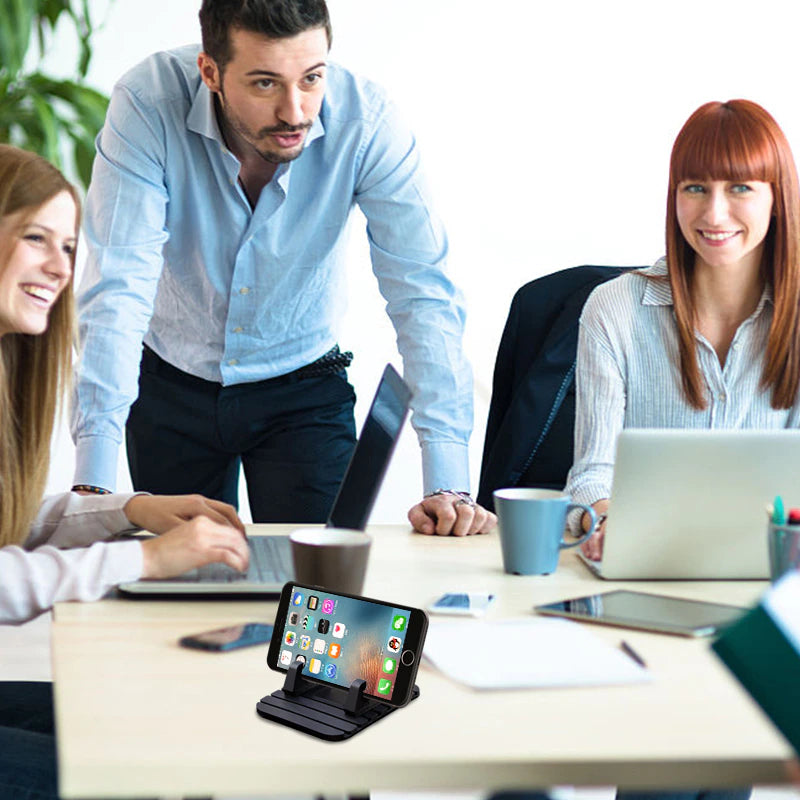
[256,659,420,741]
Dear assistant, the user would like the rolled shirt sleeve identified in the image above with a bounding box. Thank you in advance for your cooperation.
[355,102,472,493]
[71,81,170,490]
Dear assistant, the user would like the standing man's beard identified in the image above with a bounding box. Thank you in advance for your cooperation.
[217,92,312,165]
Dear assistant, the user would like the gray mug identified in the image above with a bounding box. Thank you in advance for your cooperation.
[767,522,800,583]
[289,528,372,594]
[493,487,597,575]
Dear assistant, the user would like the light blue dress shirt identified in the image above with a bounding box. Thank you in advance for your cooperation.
[71,46,473,494]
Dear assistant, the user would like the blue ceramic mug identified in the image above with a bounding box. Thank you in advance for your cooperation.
[493,488,597,575]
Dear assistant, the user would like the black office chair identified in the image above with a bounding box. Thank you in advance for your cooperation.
[477,265,641,512]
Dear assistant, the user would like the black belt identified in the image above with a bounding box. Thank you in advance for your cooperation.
[141,344,353,387]
[293,345,353,379]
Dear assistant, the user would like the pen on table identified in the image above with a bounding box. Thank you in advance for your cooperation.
[620,640,647,668]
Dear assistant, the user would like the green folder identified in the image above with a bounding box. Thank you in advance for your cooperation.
[711,573,800,754]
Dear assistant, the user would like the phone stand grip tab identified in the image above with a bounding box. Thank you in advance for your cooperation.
[256,659,420,741]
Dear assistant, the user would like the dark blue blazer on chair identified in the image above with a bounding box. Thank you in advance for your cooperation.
[477,265,641,512]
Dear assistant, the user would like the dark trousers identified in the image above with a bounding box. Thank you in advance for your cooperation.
[0,681,58,800]
[126,347,357,523]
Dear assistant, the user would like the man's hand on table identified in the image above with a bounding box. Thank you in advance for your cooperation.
[408,490,496,536]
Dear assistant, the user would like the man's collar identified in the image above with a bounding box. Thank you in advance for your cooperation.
[187,80,221,141]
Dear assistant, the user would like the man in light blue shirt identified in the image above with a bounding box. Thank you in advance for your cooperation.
[71,0,495,535]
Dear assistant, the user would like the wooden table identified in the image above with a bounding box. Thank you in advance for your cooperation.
[52,524,793,798]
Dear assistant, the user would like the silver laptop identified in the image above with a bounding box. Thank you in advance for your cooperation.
[577,428,800,580]
[118,364,412,597]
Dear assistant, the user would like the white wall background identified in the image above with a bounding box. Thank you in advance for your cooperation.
[45,0,800,522]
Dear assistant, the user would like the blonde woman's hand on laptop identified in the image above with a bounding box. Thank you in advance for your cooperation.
[580,499,609,561]
[139,516,251,579]
[124,494,246,536]
[408,492,497,536]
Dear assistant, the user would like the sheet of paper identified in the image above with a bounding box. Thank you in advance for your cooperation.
[423,617,650,689]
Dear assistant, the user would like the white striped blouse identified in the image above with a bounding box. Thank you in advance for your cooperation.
[565,258,800,510]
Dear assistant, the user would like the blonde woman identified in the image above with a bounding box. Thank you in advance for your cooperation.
[0,144,249,797]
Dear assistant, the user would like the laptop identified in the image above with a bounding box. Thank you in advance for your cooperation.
[118,363,412,597]
[576,428,800,580]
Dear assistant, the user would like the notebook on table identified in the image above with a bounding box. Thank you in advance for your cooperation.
[118,363,412,597]
[577,428,800,580]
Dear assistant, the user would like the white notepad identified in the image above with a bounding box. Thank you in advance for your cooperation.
[423,618,651,690]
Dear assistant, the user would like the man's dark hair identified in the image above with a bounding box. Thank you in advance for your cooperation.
[199,0,331,71]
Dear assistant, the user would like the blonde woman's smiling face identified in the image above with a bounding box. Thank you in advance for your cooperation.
[0,190,77,337]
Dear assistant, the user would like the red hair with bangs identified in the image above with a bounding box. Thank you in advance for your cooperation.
[665,99,800,409]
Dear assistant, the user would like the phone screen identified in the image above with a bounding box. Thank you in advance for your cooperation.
[179,623,274,651]
[269,583,428,705]
[429,592,495,616]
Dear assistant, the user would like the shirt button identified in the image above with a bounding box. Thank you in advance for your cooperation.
[239,287,250,295]
[233,326,243,334]
[228,359,239,366]
[719,393,727,402]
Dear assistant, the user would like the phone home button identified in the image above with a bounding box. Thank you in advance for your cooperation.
[400,649,415,667]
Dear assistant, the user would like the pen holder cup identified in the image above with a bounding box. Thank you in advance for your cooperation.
[767,522,800,583]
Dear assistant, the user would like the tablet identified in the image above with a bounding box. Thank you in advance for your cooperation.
[534,590,746,637]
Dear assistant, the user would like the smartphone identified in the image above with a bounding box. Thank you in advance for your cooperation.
[268,582,428,707]
[179,623,273,652]
[428,592,495,617]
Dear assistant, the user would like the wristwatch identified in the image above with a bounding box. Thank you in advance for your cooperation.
[425,488,476,508]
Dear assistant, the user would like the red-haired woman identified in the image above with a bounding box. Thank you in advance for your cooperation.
[566,100,800,576]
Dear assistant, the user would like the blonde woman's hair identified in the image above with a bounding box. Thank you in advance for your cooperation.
[0,145,79,547]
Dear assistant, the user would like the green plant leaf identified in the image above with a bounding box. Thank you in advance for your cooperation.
[0,0,35,77]
[27,74,109,131]
[66,126,96,188]
[0,1,112,188]
[28,91,62,165]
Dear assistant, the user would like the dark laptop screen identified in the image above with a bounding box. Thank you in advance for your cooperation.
[326,364,412,530]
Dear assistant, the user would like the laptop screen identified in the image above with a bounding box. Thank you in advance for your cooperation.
[326,364,412,530]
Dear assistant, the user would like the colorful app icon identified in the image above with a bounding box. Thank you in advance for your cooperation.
[387,636,402,653]
[317,619,330,634]
[288,612,299,625]
[328,643,341,658]
[332,622,346,638]
[321,598,335,614]
[377,678,392,695]
[307,595,319,610]
[324,664,337,679]
[392,615,406,631]
[291,592,303,606]
[302,615,314,630]
[295,654,306,664]
[382,657,396,674]
[313,638,326,654]
[284,631,296,646]
[279,649,293,666]
[299,635,311,650]
[309,658,322,674]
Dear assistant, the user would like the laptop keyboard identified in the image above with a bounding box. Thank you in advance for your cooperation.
[174,535,292,584]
